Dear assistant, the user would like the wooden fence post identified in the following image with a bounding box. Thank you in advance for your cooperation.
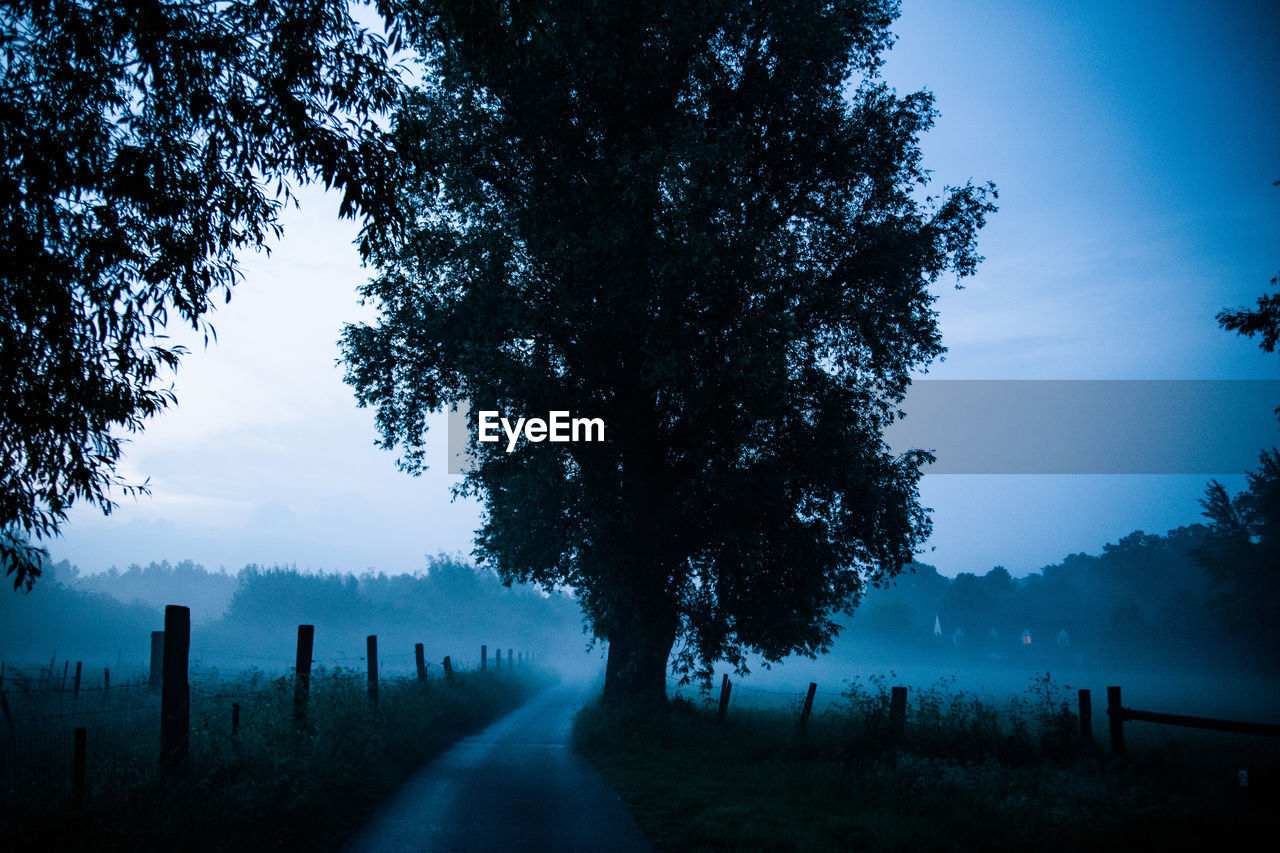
[1,691,13,731]
[103,667,109,692]
[73,661,82,701]
[717,674,732,723]
[481,645,487,671]
[149,631,164,691]
[496,647,502,670]
[160,605,190,774]
[61,660,69,692]
[232,703,240,737]
[1078,689,1093,745]
[415,644,426,682]
[1107,685,1125,756]
[889,686,907,743]
[295,625,314,727]
[508,648,513,670]
[367,635,379,708]
[73,727,86,809]
[799,682,818,731]
[443,656,454,681]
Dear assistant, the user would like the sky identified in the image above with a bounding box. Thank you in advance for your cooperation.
[52,0,1279,580]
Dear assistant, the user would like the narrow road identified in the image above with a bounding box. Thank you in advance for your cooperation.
[342,682,654,853]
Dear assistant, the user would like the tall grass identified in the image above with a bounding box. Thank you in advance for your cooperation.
[3,666,551,852]
[575,673,1277,852]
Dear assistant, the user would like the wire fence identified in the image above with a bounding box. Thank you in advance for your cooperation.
[0,644,514,812]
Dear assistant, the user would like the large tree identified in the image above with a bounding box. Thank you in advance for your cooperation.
[1,0,407,589]
[343,0,995,702]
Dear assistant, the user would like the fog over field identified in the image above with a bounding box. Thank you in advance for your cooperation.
[8,517,1277,724]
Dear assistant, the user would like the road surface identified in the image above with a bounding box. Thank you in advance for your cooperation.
[343,682,654,853]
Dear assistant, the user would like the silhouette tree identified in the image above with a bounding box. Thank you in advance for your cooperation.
[0,0,405,589]
[1216,181,1280,360]
[1195,449,1280,665]
[343,0,995,702]
[1218,272,1280,354]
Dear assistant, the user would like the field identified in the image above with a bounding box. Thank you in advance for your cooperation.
[0,661,550,852]
[576,670,1280,852]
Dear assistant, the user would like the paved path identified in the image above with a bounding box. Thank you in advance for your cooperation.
[343,683,654,853]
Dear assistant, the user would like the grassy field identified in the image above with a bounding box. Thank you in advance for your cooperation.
[2,665,551,852]
[574,673,1280,851]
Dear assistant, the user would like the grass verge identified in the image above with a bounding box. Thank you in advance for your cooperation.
[3,666,552,851]
[574,676,1279,851]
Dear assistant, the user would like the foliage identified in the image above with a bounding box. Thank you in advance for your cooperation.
[1,553,584,668]
[0,0,404,589]
[1195,448,1280,666]
[1216,181,1280,358]
[847,524,1224,672]
[342,0,995,700]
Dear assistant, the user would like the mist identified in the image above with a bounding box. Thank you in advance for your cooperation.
[7,518,1276,720]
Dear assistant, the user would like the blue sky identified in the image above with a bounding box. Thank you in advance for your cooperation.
[53,0,1279,579]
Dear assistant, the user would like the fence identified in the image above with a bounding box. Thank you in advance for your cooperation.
[680,673,1280,762]
[0,603,537,810]
[1105,684,1280,756]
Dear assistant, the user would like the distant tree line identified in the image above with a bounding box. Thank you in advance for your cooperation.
[847,518,1273,675]
[0,554,584,670]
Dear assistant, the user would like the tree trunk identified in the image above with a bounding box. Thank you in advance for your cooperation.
[602,609,676,706]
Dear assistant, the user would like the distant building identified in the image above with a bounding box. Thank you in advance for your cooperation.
[1056,628,1070,648]
[952,627,965,647]
[1020,629,1032,646]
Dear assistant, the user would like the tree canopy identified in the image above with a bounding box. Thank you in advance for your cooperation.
[1216,181,1280,361]
[1,0,405,589]
[343,0,995,701]
[1195,448,1280,664]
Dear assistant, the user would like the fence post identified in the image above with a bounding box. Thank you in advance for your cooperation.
[508,648,513,670]
[103,667,110,692]
[717,674,732,723]
[73,661,82,701]
[1107,685,1125,756]
[61,660,69,692]
[415,644,426,682]
[1078,689,1093,745]
[799,682,817,732]
[73,727,87,809]
[889,686,907,743]
[496,648,502,670]
[1,691,13,731]
[232,702,240,737]
[293,624,314,727]
[443,656,454,681]
[367,635,379,708]
[480,645,487,670]
[149,631,164,691]
[160,605,190,775]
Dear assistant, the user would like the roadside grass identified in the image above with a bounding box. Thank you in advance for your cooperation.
[3,666,553,852]
[575,674,1279,851]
